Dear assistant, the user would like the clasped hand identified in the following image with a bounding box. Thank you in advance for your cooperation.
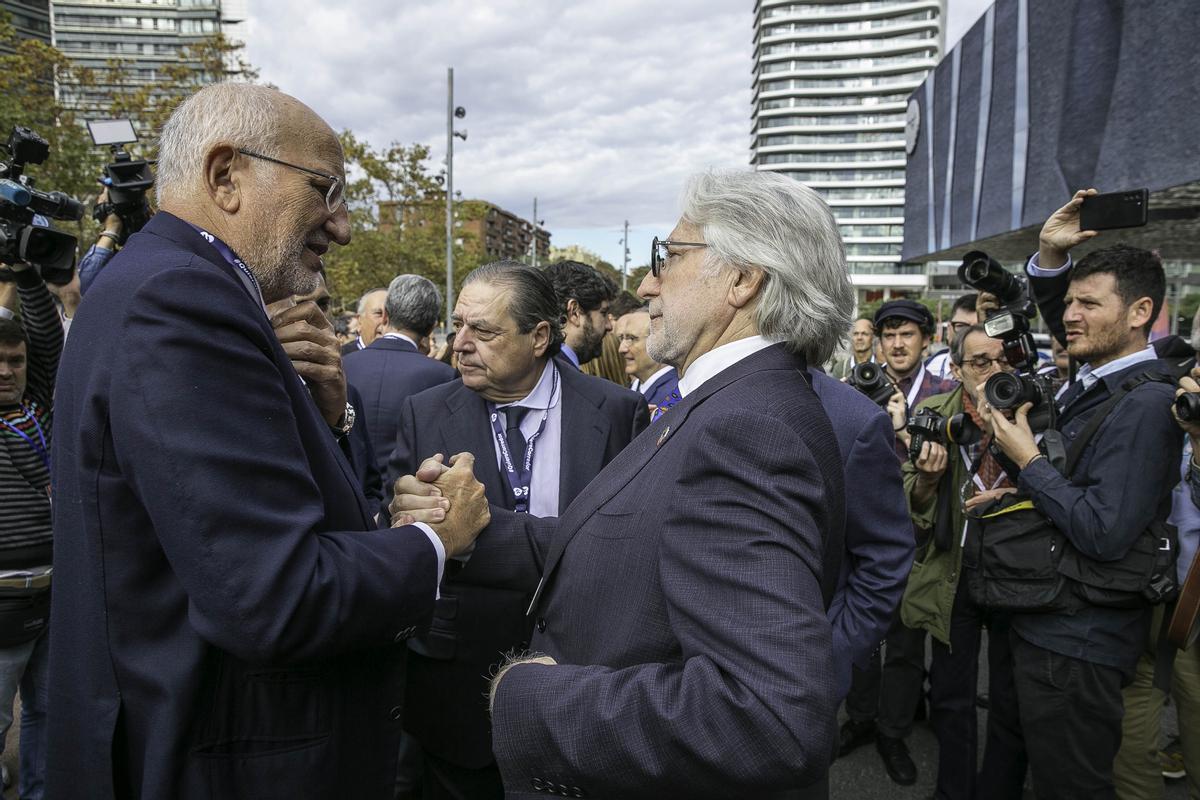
[390,453,491,558]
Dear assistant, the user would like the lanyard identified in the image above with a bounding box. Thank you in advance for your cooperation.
[487,367,558,513]
[185,224,267,314]
[959,444,1006,493]
[0,404,50,474]
[903,363,927,410]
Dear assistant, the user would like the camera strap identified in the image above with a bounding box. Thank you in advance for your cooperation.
[1063,369,1184,478]
[0,403,50,475]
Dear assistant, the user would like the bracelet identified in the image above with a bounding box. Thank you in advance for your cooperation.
[100,230,121,239]
[1023,453,1045,469]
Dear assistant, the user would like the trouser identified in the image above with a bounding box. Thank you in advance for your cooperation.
[928,579,1026,800]
[420,749,503,800]
[846,607,927,739]
[0,630,49,800]
[1012,632,1127,800]
[1113,604,1200,800]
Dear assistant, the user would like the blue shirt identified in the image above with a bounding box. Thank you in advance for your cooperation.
[78,244,116,297]
[1174,441,1200,588]
[558,344,581,369]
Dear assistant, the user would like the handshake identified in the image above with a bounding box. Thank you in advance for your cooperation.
[389,453,491,558]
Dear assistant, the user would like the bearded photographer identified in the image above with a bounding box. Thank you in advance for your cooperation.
[901,323,1026,800]
[0,259,62,799]
[980,192,1183,799]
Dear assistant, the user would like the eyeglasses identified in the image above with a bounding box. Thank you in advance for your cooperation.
[650,236,708,278]
[616,334,642,344]
[237,149,345,213]
[963,355,1008,371]
[949,321,972,333]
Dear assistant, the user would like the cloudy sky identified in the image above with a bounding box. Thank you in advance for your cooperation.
[243,0,992,269]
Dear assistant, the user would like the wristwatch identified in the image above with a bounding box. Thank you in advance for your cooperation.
[332,401,355,437]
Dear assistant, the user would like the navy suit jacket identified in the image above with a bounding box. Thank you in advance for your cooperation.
[389,363,649,768]
[343,335,456,481]
[469,344,845,799]
[639,367,679,408]
[48,212,440,800]
[345,383,384,509]
[808,369,914,698]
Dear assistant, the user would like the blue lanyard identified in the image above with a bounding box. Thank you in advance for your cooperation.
[185,223,266,310]
[487,367,558,514]
[0,404,50,474]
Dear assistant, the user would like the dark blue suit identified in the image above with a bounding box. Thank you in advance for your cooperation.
[468,344,845,799]
[638,367,679,408]
[48,212,440,800]
[345,382,383,509]
[389,363,648,785]
[808,370,914,699]
[343,334,456,480]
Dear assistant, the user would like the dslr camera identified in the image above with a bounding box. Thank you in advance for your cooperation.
[88,119,153,244]
[907,407,982,465]
[958,251,1056,432]
[0,125,85,285]
[847,361,895,407]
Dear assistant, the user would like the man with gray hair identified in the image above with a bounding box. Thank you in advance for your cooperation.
[342,286,388,355]
[344,274,456,483]
[391,169,854,798]
[47,83,490,799]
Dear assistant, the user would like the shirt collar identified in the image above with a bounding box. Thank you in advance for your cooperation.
[677,335,779,398]
[636,365,675,396]
[381,332,419,349]
[496,359,560,412]
[558,343,581,368]
[1075,345,1157,391]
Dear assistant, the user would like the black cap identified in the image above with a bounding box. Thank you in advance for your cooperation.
[874,299,934,332]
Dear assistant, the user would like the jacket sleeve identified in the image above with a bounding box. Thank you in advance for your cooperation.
[1028,257,1072,348]
[835,411,914,672]
[110,263,438,664]
[14,269,63,410]
[491,410,838,796]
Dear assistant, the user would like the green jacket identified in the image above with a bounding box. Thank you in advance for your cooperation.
[899,385,968,646]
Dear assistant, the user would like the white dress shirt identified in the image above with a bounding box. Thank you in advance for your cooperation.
[491,359,563,518]
[677,335,781,398]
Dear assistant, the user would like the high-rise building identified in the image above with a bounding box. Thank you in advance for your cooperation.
[2,0,52,49]
[50,0,247,116]
[751,0,944,297]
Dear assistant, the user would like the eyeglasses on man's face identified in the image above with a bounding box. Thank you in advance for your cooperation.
[237,148,345,214]
[963,354,1009,371]
[616,334,643,345]
[650,236,708,278]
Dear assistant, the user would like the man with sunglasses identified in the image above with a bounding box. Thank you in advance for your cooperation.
[899,324,1028,800]
[46,84,489,800]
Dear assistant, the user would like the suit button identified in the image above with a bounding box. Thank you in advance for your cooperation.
[558,784,570,796]
[536,617,547,633]
[531,777,545,792]
[571,787,585,798]
[389,705,403,721]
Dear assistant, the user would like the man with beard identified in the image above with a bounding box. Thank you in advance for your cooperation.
[543,261,615,370]
[839,298,956,787]
[46,83,490,800]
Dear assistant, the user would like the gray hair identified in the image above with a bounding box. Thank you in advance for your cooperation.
[156,83,287,207]
[950,323,989,366]
[357,288,387,315]
[680,169,854,364]
[462,259,564,356]
[385,275,442,336]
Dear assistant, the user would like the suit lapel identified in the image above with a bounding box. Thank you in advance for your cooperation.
[532,344,806,607]
[556,369,609,510]
[439,385,511,509]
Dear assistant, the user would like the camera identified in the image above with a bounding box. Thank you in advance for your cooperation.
[958,250,1037,319]
[1175,392,1200,423]
[907,407,982,464]
[0,126,84,285]
[88,119,153,244]
[980,310,1057,432]
[847,362,895,407]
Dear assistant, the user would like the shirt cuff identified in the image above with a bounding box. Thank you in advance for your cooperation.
[412,522,446,598]
[0,307,12,321]
[1026,251,1073,278]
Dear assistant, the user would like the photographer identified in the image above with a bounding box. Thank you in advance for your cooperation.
[0,260,62,798]
[901,323,1026,800]
[981,191,1183,798]
[77,188,125,297]
[840,298,956,787]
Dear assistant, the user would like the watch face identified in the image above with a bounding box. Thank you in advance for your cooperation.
[905,98,921,156]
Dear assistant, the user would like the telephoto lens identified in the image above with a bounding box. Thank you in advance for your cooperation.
[1176,392,1200,423]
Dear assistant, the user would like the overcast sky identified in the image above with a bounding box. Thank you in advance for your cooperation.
[243,0,992,269]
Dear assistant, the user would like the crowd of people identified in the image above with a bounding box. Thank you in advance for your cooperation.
[0,81,1197,800]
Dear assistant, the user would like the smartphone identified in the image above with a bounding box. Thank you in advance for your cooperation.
[1080,189,1149,231]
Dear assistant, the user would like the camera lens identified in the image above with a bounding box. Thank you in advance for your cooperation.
[985,372,1026,410]
[1176,392,1200,423]
[964,258,991,285]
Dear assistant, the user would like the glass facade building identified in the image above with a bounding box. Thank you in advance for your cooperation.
[751,0,944,284]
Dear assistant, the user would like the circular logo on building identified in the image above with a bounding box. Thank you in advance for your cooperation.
[905,98,921,156]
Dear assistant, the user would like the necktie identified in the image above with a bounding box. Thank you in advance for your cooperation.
[651,389,682,422]
[505,406,529,466]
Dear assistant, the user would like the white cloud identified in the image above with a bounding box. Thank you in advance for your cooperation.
[243,0,751,262]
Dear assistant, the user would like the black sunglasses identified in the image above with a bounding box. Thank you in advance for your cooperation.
[650,236,708,278]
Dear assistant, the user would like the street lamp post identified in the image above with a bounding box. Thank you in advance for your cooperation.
[445,68,467,332]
